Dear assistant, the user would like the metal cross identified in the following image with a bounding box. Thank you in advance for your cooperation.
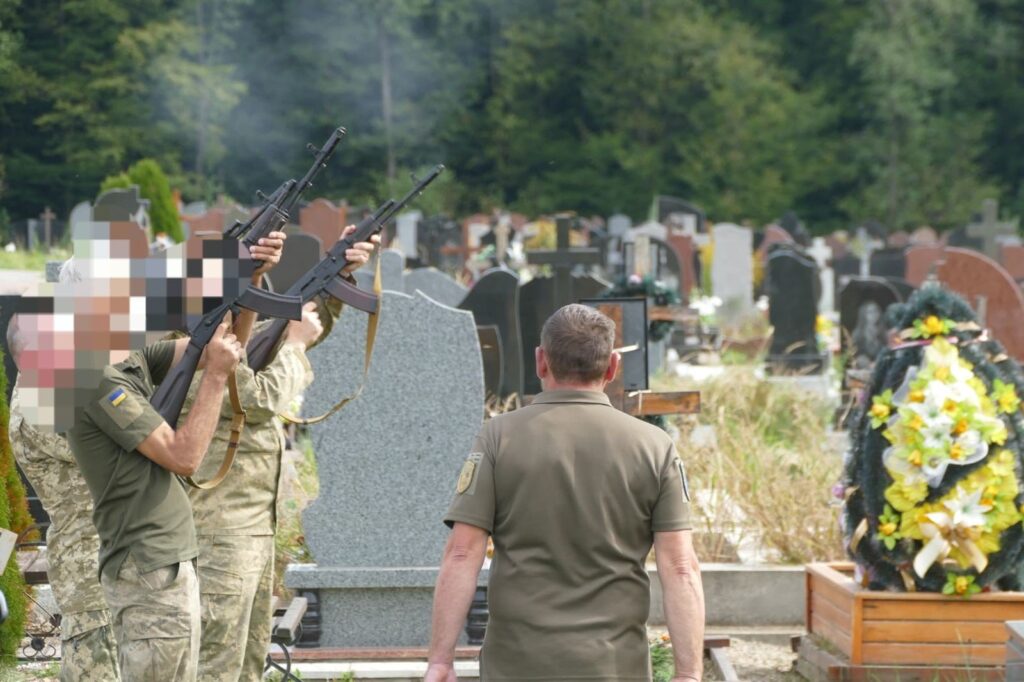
[526,214,601,308]
[966,198,1018,261]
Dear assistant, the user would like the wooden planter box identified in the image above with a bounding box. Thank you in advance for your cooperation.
[806,562,1024,668]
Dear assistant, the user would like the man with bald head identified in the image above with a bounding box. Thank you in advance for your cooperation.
[426,304,705,682]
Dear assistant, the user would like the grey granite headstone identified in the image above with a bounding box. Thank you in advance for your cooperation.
[287,290,484,646]
[395,210,422,259]
[181,201,207,217]
[45,261,62,282]
[712,223,753,313]
[608,214,632,238]
[355,248,405,292]
[68,201,92,228]
[403,267,467,308]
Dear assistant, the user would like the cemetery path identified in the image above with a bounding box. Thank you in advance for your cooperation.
[0,268,42,294]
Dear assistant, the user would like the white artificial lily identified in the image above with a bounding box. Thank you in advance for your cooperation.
[913,488,991,578]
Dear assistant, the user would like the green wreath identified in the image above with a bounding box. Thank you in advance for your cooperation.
[601,275,682,343]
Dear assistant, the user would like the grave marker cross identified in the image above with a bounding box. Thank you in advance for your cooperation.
[493,220,511,266]
[526,214,602,308]
[967,198,1019,261]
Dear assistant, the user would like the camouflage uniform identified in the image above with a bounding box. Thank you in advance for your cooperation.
[9,387,121,682]
[185,342,314,681]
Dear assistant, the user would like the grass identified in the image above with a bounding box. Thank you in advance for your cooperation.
[273,430,320,595]
[0,249,69,272]
[663,367,845,564]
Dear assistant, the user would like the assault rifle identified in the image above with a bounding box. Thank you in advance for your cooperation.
[245,164,445,373]
[223,126,347,254]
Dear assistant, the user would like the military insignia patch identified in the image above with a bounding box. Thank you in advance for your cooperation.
[456,452,483,495]
[109,388,127,407]
[677,460,691,502]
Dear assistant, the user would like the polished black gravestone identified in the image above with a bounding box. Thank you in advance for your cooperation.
[766,246,823,373]
[869,247,908,280]
[839,277,905,368]
[93,185,149,223]
[458,268,524,400]
[266,233,323,292]
[520,274,610,395]
[476,325,503,401]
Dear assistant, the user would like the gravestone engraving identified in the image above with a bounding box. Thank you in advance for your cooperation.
[288,290,484,647]
[266,233,322,292]
[403,267,468,308]
[839,277,904,368]
[766,246,823,373]
[711,223,753,313]
[458,268,523,399]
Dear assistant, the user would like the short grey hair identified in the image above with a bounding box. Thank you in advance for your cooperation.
[540,304,616,383]
[58,257,82,283]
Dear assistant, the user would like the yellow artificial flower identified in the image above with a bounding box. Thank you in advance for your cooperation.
[950,443,965,461]
[886,478,929,512]
[908,450,923,466]
[909,390,926,403]
[955,576,970,595]
[870,403,890,421]
[879,522,898,536]
[924,316,946,336]
[908,414,925,431]
[935,366,951,381]
[953,419,969,436]
[942,399,959,416]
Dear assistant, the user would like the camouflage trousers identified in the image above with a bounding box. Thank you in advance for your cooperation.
[59,612,119,682]
[101,555,201,682]
[197,535,275,682]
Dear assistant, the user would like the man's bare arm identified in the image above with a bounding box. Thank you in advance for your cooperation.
[424,522,489,681]
[137,322,241,476]
[654,529,705,682]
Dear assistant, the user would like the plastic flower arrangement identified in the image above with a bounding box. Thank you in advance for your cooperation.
[842,287,1024,595]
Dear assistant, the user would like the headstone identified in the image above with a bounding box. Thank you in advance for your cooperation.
[403,267,468,308]
[1002,244,1024,281]
[287,290,484,647]
[353,248,405,292]
[766,246,823,373]
[519,274,610,395]
[476,325,503,400]
[825,231,849,261]
[905,245,945,287]
[25,219,40,251]
[851,226,883,278]
[966,198,1018,260]
[757,225,794,262]
[779,210,810,246]
[69,201,93,228]
[395,210,422,259]
[265,233,322,292]
[665,233,697,300]
[711,223,753,313]
[182,208,225,236]
[93,186,149,227]
[869,247,907,279]
[887,231,910,248]
[418,215,463,271]
[935,248,1024,359]
[832,253,861,292]
[652,196,705,233]
[45,261,62,282]
[526,214,602,311]
[458,268,523,400]
[221,205,250,234]
[39,207,56,249]
[581,297,648,391]
[909,226,939,246]
[608,214,632,238]
[808,237,834,313]
[300,198,348,255]
[839,277,904,368]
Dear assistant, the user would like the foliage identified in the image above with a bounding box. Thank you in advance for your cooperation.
[273,429,318,595]
[844,286,1024,592]
[666,368,844,563]
[649,638,674,682]
[99,172,132,193]
[128,159,182,241]
[0,0,1021,232]
[0,348,30,665]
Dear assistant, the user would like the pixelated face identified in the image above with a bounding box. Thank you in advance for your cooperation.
[14,221,254,431]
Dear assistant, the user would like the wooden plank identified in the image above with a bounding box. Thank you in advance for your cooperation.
[863,600,1024,621]
[648,306,697,323]
[708,646,739,682]
[623,390,700,416]
[811,591,852,636]
[809,573,857,614]
[862,619,1008,644]
[860,641,1006,666]
[850,594,864,664]
[811,613,852,659]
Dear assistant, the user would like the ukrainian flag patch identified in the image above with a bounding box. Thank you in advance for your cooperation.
[109,388,127,407]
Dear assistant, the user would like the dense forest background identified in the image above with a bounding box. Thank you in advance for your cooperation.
[1,0,1022,233]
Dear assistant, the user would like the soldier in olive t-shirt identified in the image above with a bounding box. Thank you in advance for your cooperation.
[426,304,704,682]
[443,390,692,680]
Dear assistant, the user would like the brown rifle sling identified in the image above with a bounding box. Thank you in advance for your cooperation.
[279,251,382,426]
[184,371,246,490]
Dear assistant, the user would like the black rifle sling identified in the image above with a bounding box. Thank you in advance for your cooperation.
[279,249,383,426]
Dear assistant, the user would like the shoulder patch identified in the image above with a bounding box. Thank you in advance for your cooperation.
[456,452,484,495]
[99,386,145,430]
[677,459,691,502]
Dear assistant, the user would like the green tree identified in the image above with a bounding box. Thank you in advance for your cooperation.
[128,159,182,241]
[845,0,999,230]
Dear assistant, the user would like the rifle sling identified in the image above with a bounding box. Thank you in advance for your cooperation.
[280,250,382,426]
[184,371,247,490]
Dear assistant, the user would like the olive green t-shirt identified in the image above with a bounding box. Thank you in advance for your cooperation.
[445,390,692,681]
[68,341,198,582]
